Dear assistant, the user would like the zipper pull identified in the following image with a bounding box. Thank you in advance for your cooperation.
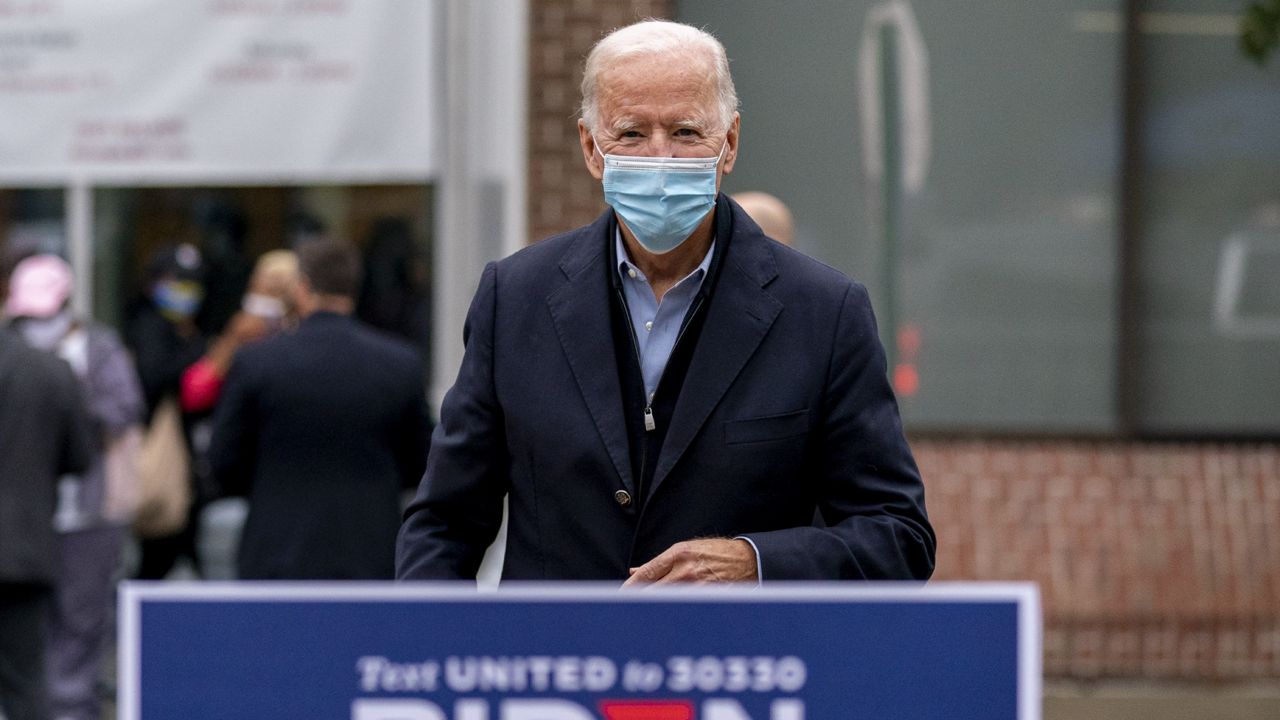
[643,406,656,432]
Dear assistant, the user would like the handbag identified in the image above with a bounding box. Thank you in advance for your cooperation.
[132,396,193,538]
[102,424,143,524]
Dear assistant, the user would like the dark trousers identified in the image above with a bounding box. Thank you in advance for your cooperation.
[47,526,125,720]
[0,583,51,720]
[134,501,202,580]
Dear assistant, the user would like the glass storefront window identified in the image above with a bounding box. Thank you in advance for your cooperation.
[1134,0,1280,435]
[89,184,434,379]
[1,188,68,286]
[678,0,1123,434]
[5,184,433,384]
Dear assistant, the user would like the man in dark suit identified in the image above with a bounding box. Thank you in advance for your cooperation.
[209,239,430,580]
[0,326,92,719]
[397,20,934,584]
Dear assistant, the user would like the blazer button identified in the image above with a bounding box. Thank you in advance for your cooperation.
[614,490,632,507]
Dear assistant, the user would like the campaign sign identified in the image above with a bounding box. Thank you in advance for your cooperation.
[119,583,1040,720]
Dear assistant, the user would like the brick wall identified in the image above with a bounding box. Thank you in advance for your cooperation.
[916,439,1280,680]
[525,0,1280,684]
[528,0,671,243]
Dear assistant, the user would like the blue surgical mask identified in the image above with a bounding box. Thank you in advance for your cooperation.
[152,279,204,322]
[15,311,73,351]
[598,141,724,255]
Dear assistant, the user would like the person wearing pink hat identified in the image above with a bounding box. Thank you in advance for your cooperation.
[4,254,75,347]
[5,254,146,720]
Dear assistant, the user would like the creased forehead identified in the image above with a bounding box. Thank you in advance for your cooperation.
[597,50,717,97]
[581,20,737,133]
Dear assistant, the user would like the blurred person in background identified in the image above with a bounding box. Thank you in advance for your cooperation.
[285,212,327,250]
[0,306,92,720]
[730,191,794,247]
[208,239,430,580]
[124,243,209,579]
[356,218,431,353]
[181,249,300,415]
[193,202,252,337]
[5,255,145,720]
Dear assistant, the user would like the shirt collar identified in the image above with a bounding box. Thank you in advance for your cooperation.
[614,228,715,287]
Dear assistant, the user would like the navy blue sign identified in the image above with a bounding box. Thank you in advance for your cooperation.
[119,583,1040,720]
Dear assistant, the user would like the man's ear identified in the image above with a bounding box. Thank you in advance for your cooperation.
[722,112,741,175]
[579,119,604,181]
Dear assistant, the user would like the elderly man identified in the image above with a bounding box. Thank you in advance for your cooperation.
[397,20,934,583]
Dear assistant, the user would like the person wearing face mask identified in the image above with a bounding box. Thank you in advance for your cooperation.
[397,21,934,584]
[5,254,145,720]
[207,239,430,580]
[180,249,300,415]
[124,243,210,580]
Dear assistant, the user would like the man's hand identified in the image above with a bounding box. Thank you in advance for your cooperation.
[205,311,272,373]
[622,538,758,586]
[225,311,272,344]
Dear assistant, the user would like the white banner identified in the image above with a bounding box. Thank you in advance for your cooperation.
[0,0,436,185]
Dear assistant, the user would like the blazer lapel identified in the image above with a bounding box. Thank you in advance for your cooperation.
[545,213,636,496]
[649,208,783,497]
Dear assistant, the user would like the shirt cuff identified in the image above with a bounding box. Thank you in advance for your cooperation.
[734,535,764,586]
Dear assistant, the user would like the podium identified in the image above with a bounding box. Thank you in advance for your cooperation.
[119,582,1040,720]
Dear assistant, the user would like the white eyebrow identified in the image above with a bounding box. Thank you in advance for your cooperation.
[603,115,715,136]
[674,117,711,131]
[604,119,641,135]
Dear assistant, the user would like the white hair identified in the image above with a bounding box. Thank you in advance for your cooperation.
[580,20,738,134]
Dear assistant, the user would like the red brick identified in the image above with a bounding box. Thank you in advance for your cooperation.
[528,0,673,242]
[913,438,1280,680]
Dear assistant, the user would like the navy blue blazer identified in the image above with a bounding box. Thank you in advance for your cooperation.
[210,312,430,579]
[397,196,935,581]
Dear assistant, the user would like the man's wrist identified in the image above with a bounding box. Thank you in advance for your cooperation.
[734,535,763,585]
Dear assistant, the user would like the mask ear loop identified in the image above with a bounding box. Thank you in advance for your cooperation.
[591,134,612,178]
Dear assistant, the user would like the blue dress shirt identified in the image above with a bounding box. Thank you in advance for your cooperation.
[615,233,764,581]
[615,231,715,403]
